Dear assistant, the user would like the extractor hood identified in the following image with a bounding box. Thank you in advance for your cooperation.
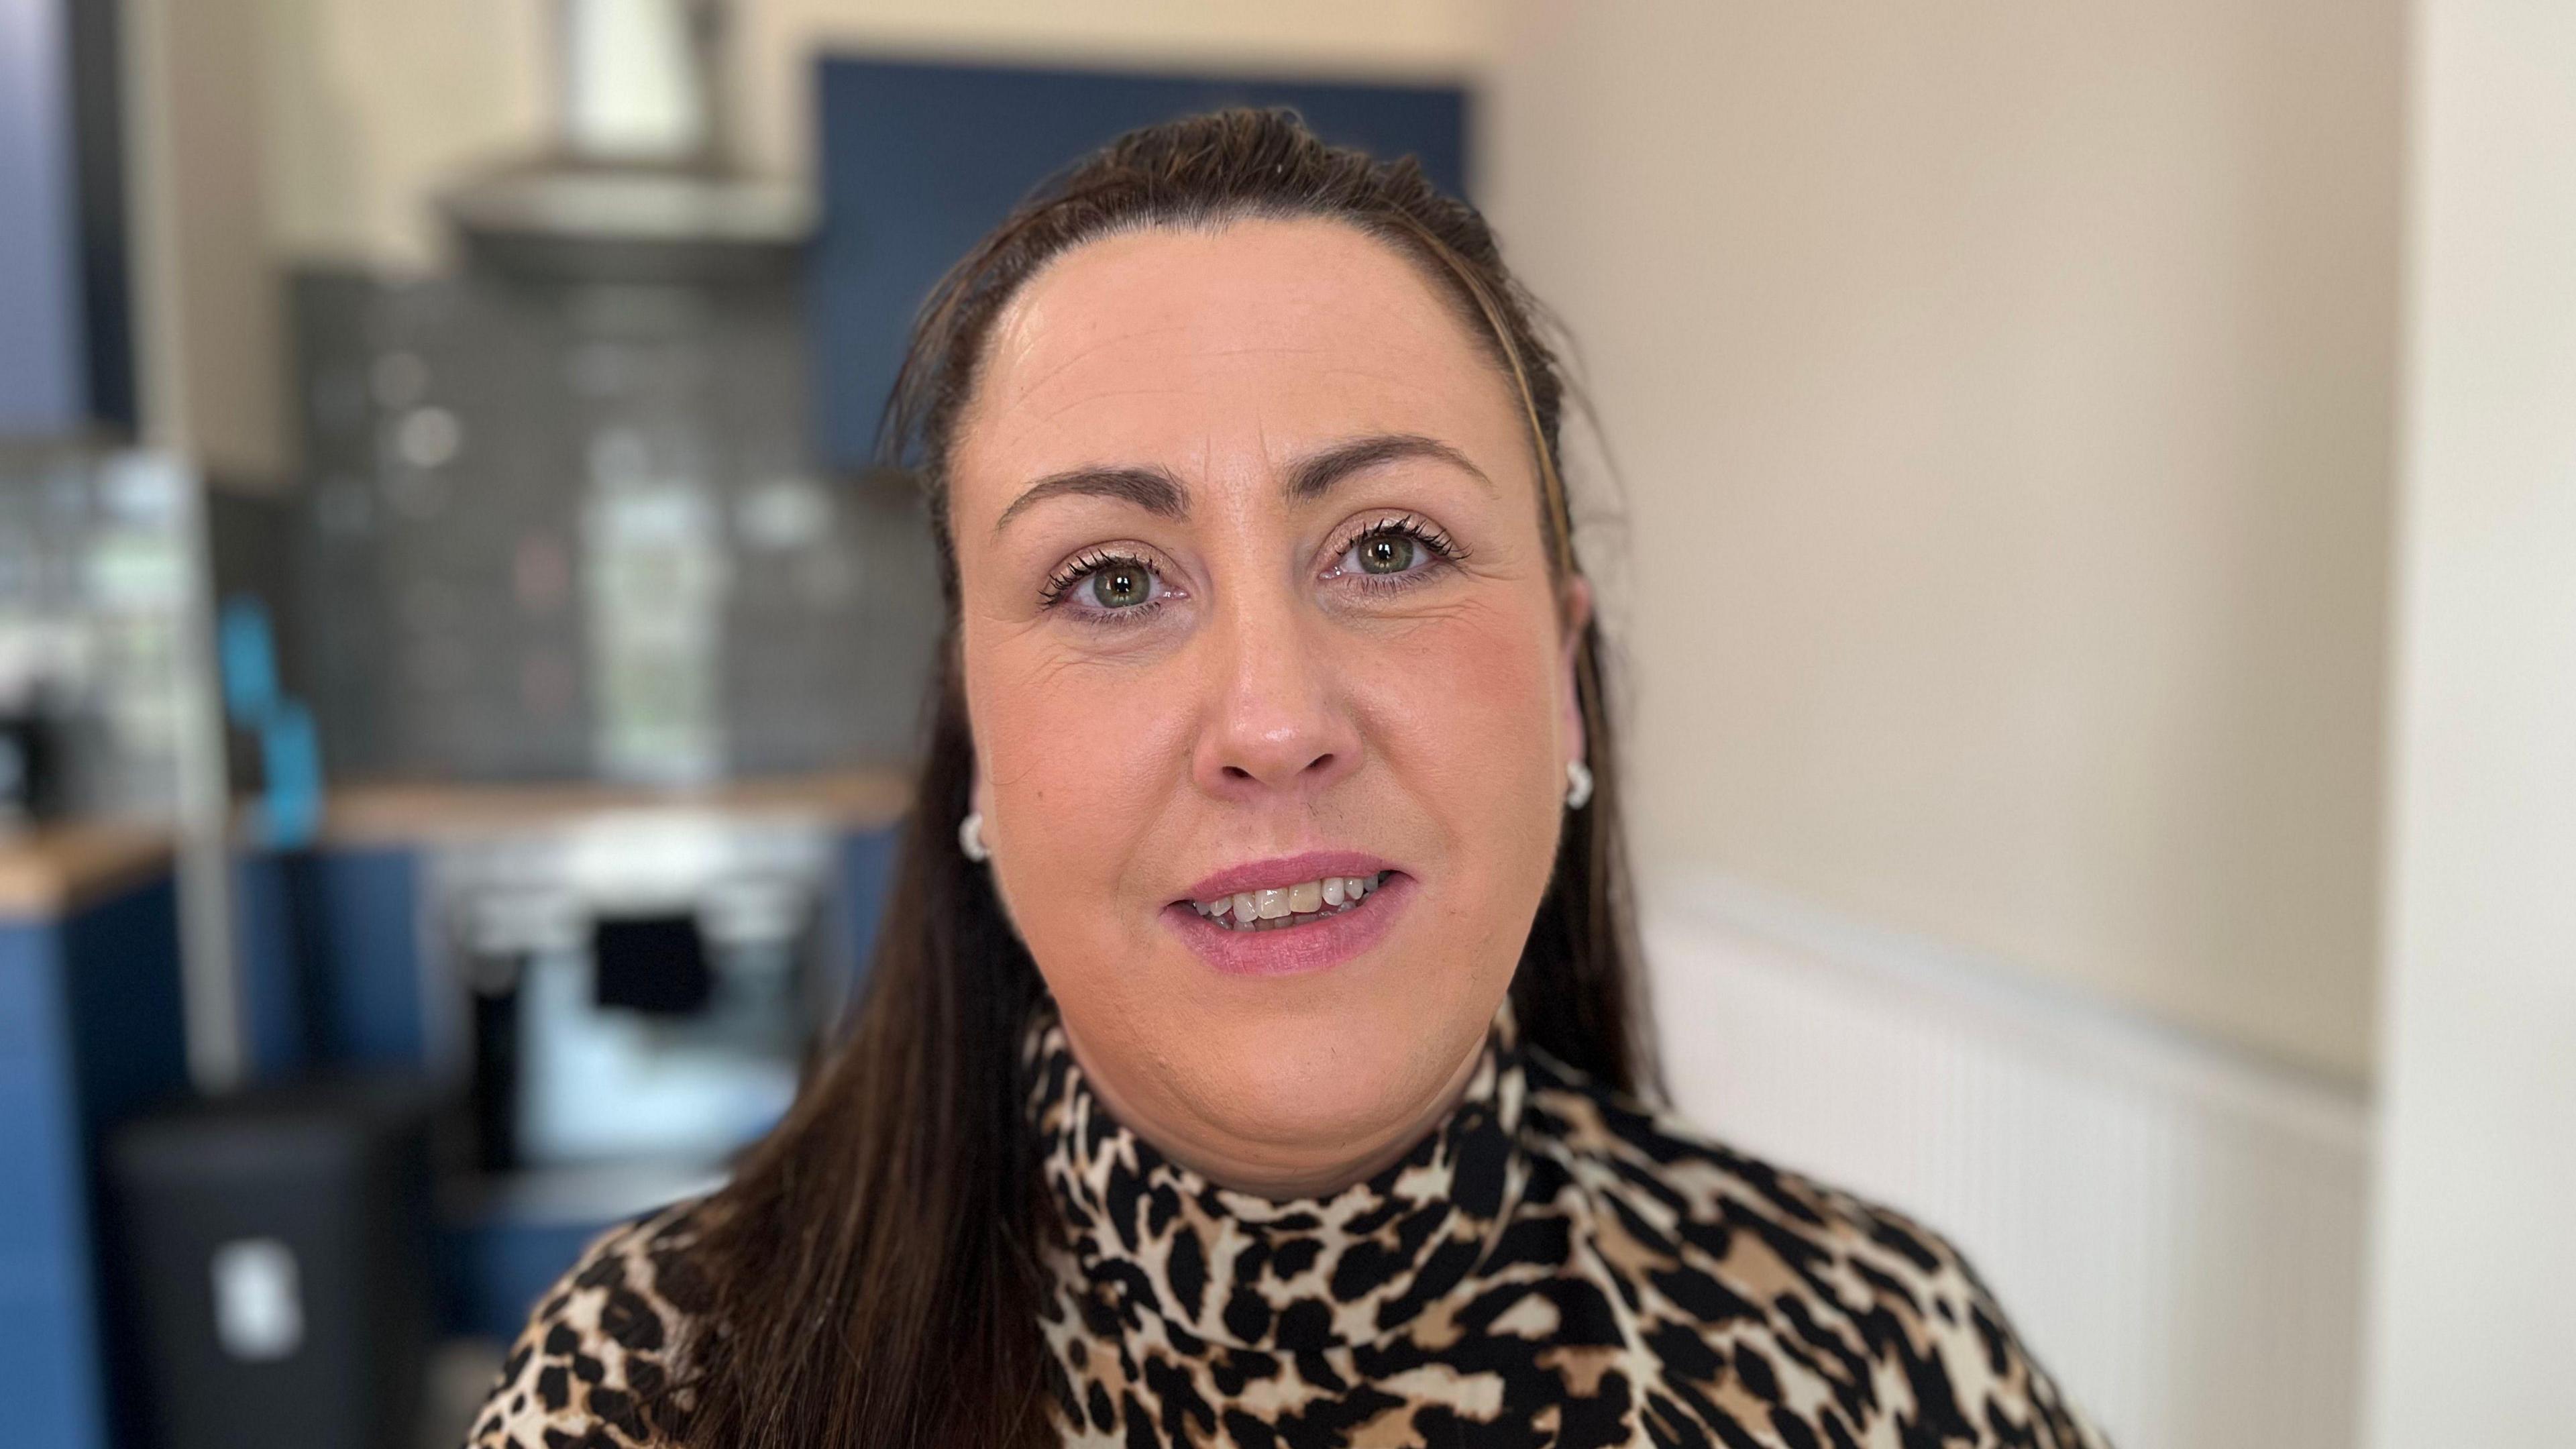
[441,0,812,283]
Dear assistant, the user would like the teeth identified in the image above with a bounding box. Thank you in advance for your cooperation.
[1189,873,1387,931]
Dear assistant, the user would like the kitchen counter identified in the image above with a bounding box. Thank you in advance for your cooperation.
[0,822,176,920]
[0,771,916,916]
[252,769,914,849]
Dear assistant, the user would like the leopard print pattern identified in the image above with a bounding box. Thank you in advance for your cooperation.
[1024,1004,2107,1448]
[469,1002,2110,1447]
[466,1203,709,1449]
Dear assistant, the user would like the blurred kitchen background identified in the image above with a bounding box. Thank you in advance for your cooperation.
[1,1,2565,1447]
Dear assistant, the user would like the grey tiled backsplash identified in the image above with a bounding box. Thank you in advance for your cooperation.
[290,269,940,784]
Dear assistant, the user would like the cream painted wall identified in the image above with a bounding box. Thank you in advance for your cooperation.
[2363,1,2576,1438]
[127,0,292,479]
[258,0,554,268]
[257,0,1483,271]
[1484,1,2403,1079]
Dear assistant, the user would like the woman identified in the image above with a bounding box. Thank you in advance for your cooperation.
[468,110,2105,1449]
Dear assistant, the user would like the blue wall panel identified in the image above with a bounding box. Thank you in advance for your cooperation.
[812,57,1469,468]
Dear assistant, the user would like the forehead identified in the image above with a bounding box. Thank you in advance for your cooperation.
[952,218,1524,495]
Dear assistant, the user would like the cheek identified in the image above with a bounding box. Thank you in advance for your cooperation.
[1355,601,1568,881]
[964,635,1194,923]
[1378,616,1561,763]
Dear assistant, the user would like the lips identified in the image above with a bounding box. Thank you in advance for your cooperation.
[1186,871,1385,930]
[1179,850,1397,904]
[1164,851,1412,977]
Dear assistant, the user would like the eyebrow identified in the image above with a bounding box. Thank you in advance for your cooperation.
[993,464,1189,534]
[1287,433,1495,502]
[989,432,1492,536]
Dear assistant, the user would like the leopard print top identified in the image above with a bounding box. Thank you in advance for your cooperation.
[468,1002,2109,1448]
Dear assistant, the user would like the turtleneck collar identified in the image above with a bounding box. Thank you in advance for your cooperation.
[1022,996,1529,1354]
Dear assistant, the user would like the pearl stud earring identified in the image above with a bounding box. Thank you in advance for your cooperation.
[958,811,990,863]
[1565,759,1594,811]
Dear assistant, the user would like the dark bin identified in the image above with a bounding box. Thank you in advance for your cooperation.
[106,1077,439,1449]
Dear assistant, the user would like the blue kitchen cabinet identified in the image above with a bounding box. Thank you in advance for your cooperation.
[812,56,1469,469]
[0,872,189,1449]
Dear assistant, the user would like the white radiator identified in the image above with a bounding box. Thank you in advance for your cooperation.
[1641,874,2372,1449]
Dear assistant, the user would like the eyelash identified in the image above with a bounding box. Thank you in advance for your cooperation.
[1038,545,1171,621]
[1037,515,1468,625]
[1324,515,1468,590]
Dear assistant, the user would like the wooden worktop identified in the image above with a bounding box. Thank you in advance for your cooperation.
[0,771,916,917]
[274,768,916,848]
[0,821,176,920]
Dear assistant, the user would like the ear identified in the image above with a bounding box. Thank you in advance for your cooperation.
[1558,575,1593,771]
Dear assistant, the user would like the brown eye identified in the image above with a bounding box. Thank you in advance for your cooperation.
[1090,563,1155,608]
[1358,534,1417,575]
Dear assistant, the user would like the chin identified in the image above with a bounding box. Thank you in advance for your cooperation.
[1179,979,1495,1157]
[1041,898,1519,1191]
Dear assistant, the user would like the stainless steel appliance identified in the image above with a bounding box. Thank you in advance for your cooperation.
[427,808,847,1176]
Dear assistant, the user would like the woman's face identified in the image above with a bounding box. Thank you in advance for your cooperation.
[949,218,1586,1197]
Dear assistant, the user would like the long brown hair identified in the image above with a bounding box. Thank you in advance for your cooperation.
[679,108,1648,1448]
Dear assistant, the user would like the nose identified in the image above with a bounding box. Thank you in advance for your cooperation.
[1191,592,1363,800]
